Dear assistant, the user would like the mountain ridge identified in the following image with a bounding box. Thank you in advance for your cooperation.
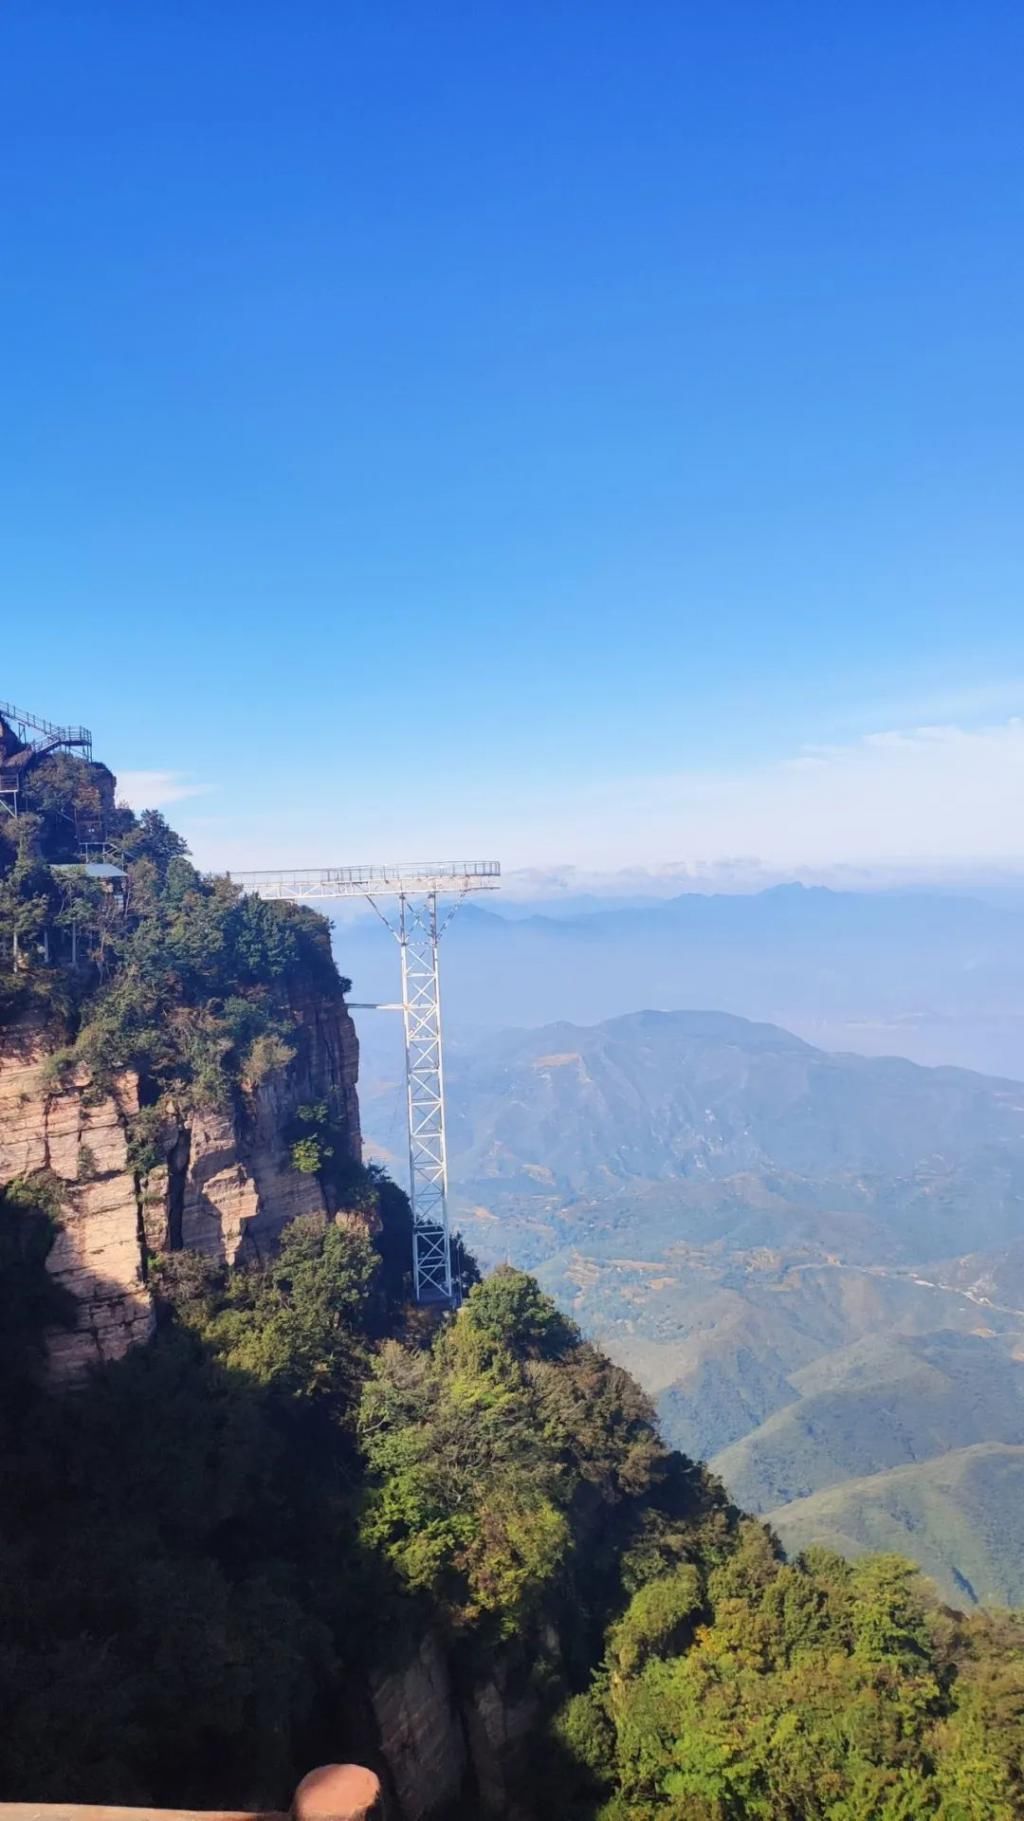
[428,1006,1024,1602]
[447,1007,1024,1253]
[769,1443,1024,1607]
[342,879,1024,1079]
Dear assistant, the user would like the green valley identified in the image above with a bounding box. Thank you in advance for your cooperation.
[770,1444,1024,1608]
[436,1010,1024,1606]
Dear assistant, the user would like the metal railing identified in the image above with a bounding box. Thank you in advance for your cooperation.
[228,860,500,898]
[0,700,92,757]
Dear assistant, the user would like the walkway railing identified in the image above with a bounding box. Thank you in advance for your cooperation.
[0,1762,383,1821]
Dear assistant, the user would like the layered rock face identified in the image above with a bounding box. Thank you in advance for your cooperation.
[370,1635,467,1820]
[370,1633,542,1821]
[0,1016,154,1372]
[155,991,362,1263]
[0,993,361,1377]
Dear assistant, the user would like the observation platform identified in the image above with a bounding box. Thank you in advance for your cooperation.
[227,861,500,901]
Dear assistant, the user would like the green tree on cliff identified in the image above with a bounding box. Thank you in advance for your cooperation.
[552,1526,1024,1819]
[359,1269,733,1642]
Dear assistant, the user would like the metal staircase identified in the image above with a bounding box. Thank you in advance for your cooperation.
[0,700,93,817]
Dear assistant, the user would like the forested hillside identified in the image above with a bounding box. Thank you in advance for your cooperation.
[6,1200,1024,1819]
[3,752,1024,1819]
[437,1010,1024,1606]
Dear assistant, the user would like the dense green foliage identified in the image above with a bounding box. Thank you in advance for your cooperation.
[0,1177,726,1813]
[553,1525,1024,1819]
[3,1202,1024,1818]
[1,752,346,1118]
[0,1193,382,1806]
[359,1272,732,1655]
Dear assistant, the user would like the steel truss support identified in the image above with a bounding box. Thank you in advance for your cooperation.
[229,861,500,1305]
[382,892,453,1303]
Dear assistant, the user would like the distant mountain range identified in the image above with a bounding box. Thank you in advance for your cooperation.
[339,882,1024,1078]
[386,1007,1024,1605]
[445,1008,1024,1260]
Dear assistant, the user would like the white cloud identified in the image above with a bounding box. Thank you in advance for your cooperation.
[144,716,1024,895]
[116,770,211,810]
[497,717,1024,878]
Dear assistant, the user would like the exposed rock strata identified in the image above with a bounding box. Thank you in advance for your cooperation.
[0,993,361,1377]
[370,1634,467,1821]
[0,1016,153,1373]
[371,1633,541,1821]
[152,992,362,1265]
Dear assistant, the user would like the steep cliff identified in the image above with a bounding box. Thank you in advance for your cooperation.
[0,991,360,1377]
[155,987,361,1262]
[368,1632,544,1821]
[0,732,368,1376]
[0,1013,153,1369]
[1,742,715,1821]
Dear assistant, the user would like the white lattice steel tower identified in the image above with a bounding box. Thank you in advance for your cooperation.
[229,862,500,1303]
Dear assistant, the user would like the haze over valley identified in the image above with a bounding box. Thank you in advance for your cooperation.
[353,961,1024,1607]
[342,881,1024,1080]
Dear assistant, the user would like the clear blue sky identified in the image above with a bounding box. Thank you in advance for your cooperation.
[3,2,1023,879]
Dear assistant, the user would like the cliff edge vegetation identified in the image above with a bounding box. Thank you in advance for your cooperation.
[0,741,363,1368]
[0,741,345,1122]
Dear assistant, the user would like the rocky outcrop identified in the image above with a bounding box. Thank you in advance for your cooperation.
[461,1659,541,1821]
[370,1633,542,1821]
[150,991,362,1266]
[1,995,541,1821]
[0,992,361,1377]
[370,1635,467,1821]
[0,1016,154,1373]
